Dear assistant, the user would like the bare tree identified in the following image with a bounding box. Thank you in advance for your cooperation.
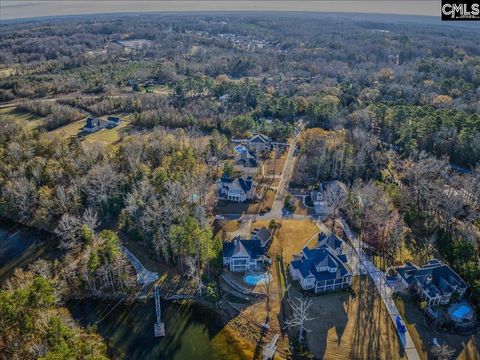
[185,256,203,296]
[284,296,314,343]
[82,208,99,231]
[260,272,275,324]
[55,213,82,250]
[431,344,455,360]
[323,182,347,224]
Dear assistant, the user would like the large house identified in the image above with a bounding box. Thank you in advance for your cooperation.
[311,180,348,216]
[83,116,121,133]
[232,133,272,153]
[236,149,258,168]
[217,175,256,202]
[396,259,468,306]
[83,117,105,133]
[223,238,270,272]
[290,235,352,293]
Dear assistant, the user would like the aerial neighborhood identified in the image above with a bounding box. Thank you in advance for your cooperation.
[0,10,479,360]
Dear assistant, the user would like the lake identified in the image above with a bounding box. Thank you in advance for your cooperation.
[0,221,246,360]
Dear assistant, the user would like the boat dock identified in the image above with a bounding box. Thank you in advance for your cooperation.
[154,286,165,337]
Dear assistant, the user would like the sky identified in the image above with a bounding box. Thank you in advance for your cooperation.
[1,1,439,21]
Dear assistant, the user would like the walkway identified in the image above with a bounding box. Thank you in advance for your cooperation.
[120,245,159,286]
[266,125,302,219]
[154,285,165,337]
[337,219,420,360]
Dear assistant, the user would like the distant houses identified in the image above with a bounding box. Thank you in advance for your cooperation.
[223,238,270,272]
[83,116,121,133]
[396,259,468,306]
[216,175,257,202]
[290,233,352,293]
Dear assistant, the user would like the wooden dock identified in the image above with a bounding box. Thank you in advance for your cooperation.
[262,334,279,360]
[154,286,165,337]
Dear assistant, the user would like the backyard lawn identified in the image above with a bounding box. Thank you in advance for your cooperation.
[395,294,479,360]
[227,219,321,356]
[288,276,407,360]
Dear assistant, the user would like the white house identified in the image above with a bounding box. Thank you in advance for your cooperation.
[290,244,352,293]
[232,133,272,153]
[311,180,348,216]
[223,238,270,272]
[217,175,256,202]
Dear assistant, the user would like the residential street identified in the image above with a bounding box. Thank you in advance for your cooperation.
[267,130,299,219]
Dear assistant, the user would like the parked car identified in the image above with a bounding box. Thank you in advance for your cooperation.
[396,316,406,333]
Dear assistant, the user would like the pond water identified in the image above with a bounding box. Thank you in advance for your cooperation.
[0,220,58,282]
[68,299,246,360]
[0,221,246,360]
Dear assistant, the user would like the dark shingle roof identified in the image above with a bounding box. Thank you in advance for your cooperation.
[253,227,271,247]
[223,239,266,259]
[291,245,350,283]
[318,233,343,252]
[397,259,467,294]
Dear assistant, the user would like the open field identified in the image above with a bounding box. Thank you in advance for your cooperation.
[288,276,407,360]
[53,113,132,144]
[254,219,320,261]
[263,150,288,177]
[0,106,46,128]
[395,294,479,360]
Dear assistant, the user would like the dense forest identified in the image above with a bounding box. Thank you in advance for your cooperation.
[0,13,479,359]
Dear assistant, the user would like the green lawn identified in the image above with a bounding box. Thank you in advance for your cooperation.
[53,113,132,144]
[0,106,46,129]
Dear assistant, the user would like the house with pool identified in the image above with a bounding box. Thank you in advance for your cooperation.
[289,242,352,294]
[223,238,271,272]
[396,259,468,306]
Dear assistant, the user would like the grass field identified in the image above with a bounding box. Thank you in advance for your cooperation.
[395,294,479,360]
[0,106,46,128]
[290,276,407,360]
[53,113,132,144]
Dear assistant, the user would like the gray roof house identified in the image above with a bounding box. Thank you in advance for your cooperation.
[317,233,345,255]
[223,238,270,272]
[396,259,468,306]
[252,227,272,248]
[217,175,256,202]
[290,244,352,293]
[107,116,121,127]
[232,133,272,153]
[236,149,258,168]
[311,180,348,216]
[83,117,106,133]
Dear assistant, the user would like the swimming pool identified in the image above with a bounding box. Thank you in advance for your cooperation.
[452,305,470,319]
[243,272,271,286]
[234,146,248,154]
